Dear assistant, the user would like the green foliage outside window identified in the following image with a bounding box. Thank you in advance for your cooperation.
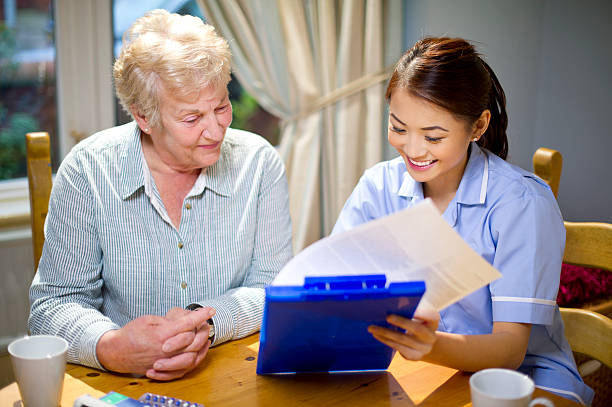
[0,110,38,180]
[230,91,258,131]
[0,23,40,181]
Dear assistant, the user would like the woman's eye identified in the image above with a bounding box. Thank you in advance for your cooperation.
[390,126,405,134]
[215,105,229,113]
[425,136,443,143]
[184,116,198,124]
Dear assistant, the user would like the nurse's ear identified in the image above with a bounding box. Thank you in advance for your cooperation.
[471,109,491,141]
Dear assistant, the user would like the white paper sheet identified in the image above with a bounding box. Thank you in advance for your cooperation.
[273,199,502,311]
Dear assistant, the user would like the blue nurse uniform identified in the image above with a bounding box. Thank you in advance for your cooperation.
[332,143,594,405]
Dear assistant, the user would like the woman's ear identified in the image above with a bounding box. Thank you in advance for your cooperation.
[472,109,491,140]
[131,107,151,134]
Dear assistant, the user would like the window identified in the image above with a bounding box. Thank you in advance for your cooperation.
[0,0,58,181]
[0,0,279,230]
[0,0,113,229]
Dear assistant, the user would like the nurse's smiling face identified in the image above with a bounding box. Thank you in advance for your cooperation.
[388,89,489,193]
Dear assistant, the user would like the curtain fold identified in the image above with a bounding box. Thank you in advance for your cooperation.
[198,0,403,252]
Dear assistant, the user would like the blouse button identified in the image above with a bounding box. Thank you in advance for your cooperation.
[181,281,187,289]
[178,241,184,249]
[185,203,192,210]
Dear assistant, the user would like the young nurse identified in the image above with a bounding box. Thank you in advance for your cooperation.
[332,37,593,405]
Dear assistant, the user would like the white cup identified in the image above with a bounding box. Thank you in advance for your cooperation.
[470,368,554,407]
[8,335,69,407]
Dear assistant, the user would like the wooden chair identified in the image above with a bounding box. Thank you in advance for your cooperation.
[532,147,562,198]
[560,220,612,371]
[561,307,612,370]
[532,147,612,315]
[25,132,53,271]
[561,220,612,318]
[533,148,612,404]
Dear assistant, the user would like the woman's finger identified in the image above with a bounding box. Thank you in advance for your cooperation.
[192,339,211,367]
[182,324,211,353]
[152,351,198,372]
[146,341,211,380]
[161,330,196,354]
[145,368,188,381]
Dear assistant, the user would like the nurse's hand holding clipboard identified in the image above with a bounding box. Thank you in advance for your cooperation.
[368,307,440,360]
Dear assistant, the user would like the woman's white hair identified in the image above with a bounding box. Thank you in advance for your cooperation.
[113,9,231,129]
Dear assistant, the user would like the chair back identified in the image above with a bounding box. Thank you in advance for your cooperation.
[533,147,612,388]
[26,132,53,271]
[560,223,612,377]
[532,147,562,198]
[563,221,612,271]
[560,307,612,369]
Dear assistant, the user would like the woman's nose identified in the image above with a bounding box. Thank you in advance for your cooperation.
[202,122,224,141]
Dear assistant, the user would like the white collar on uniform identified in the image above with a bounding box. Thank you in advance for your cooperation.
[396,142,489,206]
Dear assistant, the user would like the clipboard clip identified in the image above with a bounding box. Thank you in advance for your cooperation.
[303,274,386,291]
[301,274,389,300]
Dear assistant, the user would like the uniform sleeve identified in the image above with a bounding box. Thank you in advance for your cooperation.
[332,169,391,235]
[488,188,565,325]
[28,151,119,370]
[194,146,293,345]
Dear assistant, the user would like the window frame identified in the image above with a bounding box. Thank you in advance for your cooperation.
[0,0,115,232]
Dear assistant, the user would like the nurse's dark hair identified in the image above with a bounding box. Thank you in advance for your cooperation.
[386,37,508,160]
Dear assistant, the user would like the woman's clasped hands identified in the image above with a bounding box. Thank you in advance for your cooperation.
[96,306,214,380]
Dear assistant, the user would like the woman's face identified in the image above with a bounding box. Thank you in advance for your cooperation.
[388,89,484,191]
[141,82,233,172]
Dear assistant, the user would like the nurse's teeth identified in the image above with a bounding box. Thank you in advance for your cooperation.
[409,158,435,167]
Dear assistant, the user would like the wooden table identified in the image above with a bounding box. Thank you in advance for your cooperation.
[1,334,580,406]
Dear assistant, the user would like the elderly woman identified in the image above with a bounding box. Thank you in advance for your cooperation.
[29,9,292,381]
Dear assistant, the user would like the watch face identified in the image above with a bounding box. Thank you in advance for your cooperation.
[186,303,203,311]
[207,319,215,338]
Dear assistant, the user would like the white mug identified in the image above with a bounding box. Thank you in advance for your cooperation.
[470,368,554,407]
[8,335,69,407]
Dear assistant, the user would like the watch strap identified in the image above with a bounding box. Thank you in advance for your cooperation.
[185,304,215,343]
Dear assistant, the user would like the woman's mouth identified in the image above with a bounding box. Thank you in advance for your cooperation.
[407,158,437,170]
[199,142,220,150]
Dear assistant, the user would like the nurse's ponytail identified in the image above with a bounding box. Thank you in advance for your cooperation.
[479,59,508,160]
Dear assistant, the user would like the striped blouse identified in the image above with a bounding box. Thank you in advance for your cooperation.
[29,122,293,369]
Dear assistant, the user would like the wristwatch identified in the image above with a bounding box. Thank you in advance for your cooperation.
[185,303,215,343]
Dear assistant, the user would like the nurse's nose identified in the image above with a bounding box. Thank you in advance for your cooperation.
[403,135,428,159]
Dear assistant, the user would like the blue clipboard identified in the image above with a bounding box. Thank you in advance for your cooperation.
[256,274,425,374]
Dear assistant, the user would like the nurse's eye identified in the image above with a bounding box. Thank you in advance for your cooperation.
[425,136,443,143]
[390,126,406,134]
[183,116,199,124]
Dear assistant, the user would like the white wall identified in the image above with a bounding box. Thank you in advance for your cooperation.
[533,0,612,222]
[0,234,33,346]
[398,0,611,222]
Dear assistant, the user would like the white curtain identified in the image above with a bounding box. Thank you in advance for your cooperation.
[197,0,403,252]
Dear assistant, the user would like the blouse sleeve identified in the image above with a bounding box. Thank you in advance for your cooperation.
[29,149,119,370]
[488,187,565,325]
